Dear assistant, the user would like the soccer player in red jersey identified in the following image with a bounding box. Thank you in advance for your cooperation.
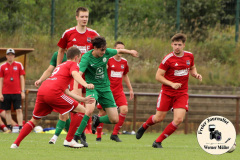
[10,47,95,149]
[136,33,202,148]
[55,7,99,146]
[0,48,25,132]
[96,41,134,142]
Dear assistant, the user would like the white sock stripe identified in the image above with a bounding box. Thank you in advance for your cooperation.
[171,121,178,128]
[119,113,126,117]
[27,122,34,129]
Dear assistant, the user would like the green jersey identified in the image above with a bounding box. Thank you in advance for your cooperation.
[80,48,117,88]
[50,51,67,67]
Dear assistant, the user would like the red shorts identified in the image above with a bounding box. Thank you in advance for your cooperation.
[97,92,127,109]
[33,94,79,119]
[0,109,4,113]
[156,90,189,111]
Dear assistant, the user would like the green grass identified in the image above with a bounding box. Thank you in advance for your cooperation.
[0,132,239,160]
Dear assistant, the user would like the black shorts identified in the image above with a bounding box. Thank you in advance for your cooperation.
[1,94,22,110]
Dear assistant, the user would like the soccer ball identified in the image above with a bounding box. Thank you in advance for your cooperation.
[34,126,43,133]
[227,141,236,153]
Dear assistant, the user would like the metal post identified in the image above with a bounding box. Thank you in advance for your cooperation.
[236,0,240,43]
[176,0,181,32]
[24,90,29,122]
[114,0,119,40]
[51,0,55,37]
[133,96,137,131]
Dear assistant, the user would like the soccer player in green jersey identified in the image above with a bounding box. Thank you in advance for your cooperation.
[35,51,72,144]
[72,36,138,144]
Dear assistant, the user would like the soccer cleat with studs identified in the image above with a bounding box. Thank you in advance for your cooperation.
[63,139,84,148]
[96,138,102,141]
[136,125,146,139]
[91,115,100,134]
[110,134,122,142]
[152,141,163,148]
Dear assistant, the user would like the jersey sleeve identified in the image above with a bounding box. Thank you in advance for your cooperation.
[19,63,26,75]
[70,62,80,74]
[191,54,195,67]
[79,54,89,73]
[0,65,3,77]
[50,52,58,67]
[105,48,118,58]
[159,58,170,71]
[123,61,129,75]
[57,30,68,49]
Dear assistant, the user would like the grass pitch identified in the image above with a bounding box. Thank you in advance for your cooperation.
[0,132,239,160]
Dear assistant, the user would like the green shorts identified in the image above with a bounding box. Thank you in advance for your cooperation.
[86,87,117,110]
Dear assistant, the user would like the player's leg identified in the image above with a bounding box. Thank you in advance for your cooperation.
[10,117,41,148]
[96,104,106,141]
[13,94,23,131]
[73,101,96,145]
[0,109,18,128]
[136,91,170,139]
[0,116,9,132]
[153,94,188,148]
[49,113,69,144]
[2,94,13,131]
[110,105,128,142]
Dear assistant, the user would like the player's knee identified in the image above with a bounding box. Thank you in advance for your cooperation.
[120,108,128,114]
[154,115,164,123]
[110,117,119,124]
[173,117,184,126]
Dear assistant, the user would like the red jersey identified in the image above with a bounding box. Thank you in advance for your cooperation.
[159,51,194,95]
[0,61,25,94]
[38,61,79,95]
[107,57,129,95]
[57,27,99,55]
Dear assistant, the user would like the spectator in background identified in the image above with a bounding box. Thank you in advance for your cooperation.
[0,109,18,133]
[0,48,25,132]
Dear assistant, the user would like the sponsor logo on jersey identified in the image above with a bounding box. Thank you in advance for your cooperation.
[72,38,76,41]
[73,45,90,53]
[111,65,115,67]
[13,66,18,70]
[121,64,124,69]
[175,63,178,66]
[5,68,8,70]
[174,68,189,76]
[110,71,123,78]
[87,37,91,43]
[186,60,190,66]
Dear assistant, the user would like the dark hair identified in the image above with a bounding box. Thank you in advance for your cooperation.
[76,7,89,16]
[171,33,187,43]
[67,47,81,59]
[91,36,107,49]
[114,41,125,47]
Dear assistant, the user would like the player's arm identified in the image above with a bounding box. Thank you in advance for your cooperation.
[64,89,95,104]
[57,48,65,66]
[72,79,82,96]
[116,49,138,57]
[156,68,182,90]
[35,65,55,87]
[0,77,3,102]
[72,71,94,89]
[190,65,202,81]
[20,75,25,100]
[123,74,134,100]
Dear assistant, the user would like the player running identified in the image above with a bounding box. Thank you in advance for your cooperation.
[96,41,134,142]
[136,33,202,148]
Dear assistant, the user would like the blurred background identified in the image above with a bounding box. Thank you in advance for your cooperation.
[0,0,240,85]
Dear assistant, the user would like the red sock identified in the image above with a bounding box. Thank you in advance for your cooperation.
[66,112,84,142]
[85,117,92,134]
[142,115,155,129]
[0,124,6,130]
[96,123,104,138]
[156,121,177,143]
[112,113,126,135]
[14,121,35,146]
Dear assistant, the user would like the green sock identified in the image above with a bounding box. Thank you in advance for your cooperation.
[99,115,112,124]
[65,118,71,132]
[55,120,66,136]
[75,115,89,136]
